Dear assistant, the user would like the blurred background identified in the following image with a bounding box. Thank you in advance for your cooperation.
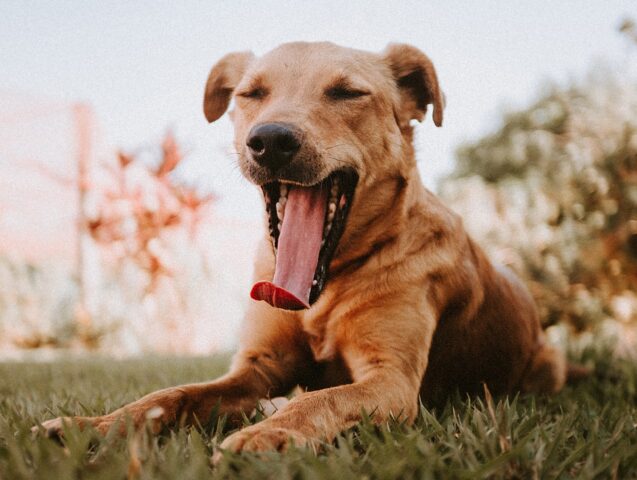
[0,1,635,357]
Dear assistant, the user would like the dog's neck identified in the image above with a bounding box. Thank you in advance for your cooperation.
[328,159,427,277]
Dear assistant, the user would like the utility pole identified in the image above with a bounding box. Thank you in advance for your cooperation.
[73,103,93,344]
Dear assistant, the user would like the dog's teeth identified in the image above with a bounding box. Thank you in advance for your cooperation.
[280,184,288,197]
[276,201,285,220]
[280,196,287,206]
[328,202,336,214]
[312,279,318,286]
[277,221,282,231]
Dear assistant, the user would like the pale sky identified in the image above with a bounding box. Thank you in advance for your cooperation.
[1,0,635,222]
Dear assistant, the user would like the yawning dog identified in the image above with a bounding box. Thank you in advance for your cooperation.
[38,41,570,455]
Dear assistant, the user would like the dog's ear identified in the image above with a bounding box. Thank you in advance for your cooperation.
[383,43,444,128]
[203,51,255,123]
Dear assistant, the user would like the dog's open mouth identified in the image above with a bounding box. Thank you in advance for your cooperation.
[250,170,357,310]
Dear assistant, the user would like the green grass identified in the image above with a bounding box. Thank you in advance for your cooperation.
[1,347,636,479]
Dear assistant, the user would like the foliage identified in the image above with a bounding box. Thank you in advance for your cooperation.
[82,132,220,353]
[1,348,636,479]
[440,71,637,329]
[89,133,214,292]
[0,258,78,349]
[0,133,219,353]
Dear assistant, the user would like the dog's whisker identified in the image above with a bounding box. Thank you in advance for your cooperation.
[324,144,350,151]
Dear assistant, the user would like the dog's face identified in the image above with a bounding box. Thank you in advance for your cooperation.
[204,41,444,310]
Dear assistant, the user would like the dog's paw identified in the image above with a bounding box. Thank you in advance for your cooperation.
[222,425,310,452]
[213,425,315,463]
[32,414,118,442]
[31,417,71,442]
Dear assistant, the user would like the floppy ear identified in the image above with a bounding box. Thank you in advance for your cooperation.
[203,51,255,123]
[383,43,444,128]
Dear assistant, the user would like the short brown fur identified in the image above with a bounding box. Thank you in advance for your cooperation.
[38,42,567,455]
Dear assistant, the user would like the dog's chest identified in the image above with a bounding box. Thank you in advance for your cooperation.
[301,311,340,362]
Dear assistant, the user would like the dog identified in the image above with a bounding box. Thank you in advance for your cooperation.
[37,41,571,455]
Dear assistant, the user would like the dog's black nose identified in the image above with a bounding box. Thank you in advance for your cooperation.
[246,123,301,170]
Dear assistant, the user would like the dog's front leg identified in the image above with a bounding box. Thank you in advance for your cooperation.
[218,305,435,455]
[36,356,282,439]
[36,304,310,439]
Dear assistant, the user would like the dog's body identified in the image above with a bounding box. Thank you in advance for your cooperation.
[39,42,567,454]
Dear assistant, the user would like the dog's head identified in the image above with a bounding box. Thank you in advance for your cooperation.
[204,41,444,310]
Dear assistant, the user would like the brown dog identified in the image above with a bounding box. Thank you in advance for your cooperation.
[38,41,568,454]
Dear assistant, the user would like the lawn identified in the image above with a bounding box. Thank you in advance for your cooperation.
[1,346,636,479]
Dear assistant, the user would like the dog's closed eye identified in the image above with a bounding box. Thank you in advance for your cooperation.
[325,85,370,100]
[237,87,268,100]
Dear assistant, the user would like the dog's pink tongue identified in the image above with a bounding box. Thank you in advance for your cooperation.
[251,185,327,310]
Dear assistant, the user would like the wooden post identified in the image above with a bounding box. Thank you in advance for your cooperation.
[73,103,93,344]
